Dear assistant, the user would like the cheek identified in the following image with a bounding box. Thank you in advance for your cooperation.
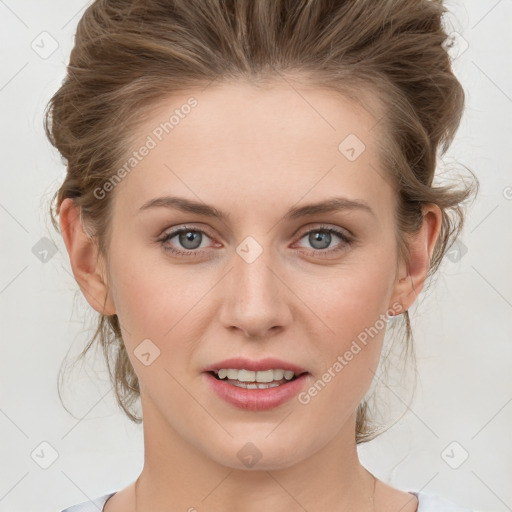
[108,255,206,396]
[298,287,387,427]
[293,249,395,406]
[108,244,218,362]
[299,251,395,343]
[109,241,185,323]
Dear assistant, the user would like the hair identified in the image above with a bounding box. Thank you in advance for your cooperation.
[45,0,478,443]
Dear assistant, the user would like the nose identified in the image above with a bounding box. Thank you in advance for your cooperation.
[218,240,293,339]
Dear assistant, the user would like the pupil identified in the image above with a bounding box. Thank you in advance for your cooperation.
[311,231,330,250]
[180,231,201,249]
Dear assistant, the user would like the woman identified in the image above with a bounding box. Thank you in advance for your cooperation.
[48,0,478,510]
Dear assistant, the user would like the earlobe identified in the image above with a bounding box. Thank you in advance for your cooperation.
[388,204,442,314]
[59,198,116,316]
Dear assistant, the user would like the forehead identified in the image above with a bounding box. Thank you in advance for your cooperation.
[111,79,393,220]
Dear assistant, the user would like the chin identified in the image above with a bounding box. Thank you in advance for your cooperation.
[204,430,313,471]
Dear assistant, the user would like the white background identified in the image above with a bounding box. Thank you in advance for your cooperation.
[0,1,511,511]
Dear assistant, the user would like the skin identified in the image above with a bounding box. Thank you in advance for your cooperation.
[59,78,441,512]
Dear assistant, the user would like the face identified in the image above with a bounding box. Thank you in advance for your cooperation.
[95,80,411,469]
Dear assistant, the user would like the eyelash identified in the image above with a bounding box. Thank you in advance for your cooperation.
[158,224,353,258]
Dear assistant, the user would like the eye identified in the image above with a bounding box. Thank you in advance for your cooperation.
[158,226,217,256]
[294,225,353,256]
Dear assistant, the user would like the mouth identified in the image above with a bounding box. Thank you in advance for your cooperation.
[208,368,306,389]
[202,358,310,409]
[204,369,311,410]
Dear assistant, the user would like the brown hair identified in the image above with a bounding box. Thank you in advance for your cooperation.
[45,0,478,442]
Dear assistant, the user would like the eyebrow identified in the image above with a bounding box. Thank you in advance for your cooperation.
[138,195,375,221]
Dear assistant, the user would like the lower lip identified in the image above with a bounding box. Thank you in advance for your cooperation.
[204,372,310,411]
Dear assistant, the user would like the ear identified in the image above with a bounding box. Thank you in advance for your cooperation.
[59,198,116,316]
[388,204,442,314]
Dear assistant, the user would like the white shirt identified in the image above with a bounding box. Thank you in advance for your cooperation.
[60,490,477,511]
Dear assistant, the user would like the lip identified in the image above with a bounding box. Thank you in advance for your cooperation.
[204,371,310,411]
[203,357,309,374]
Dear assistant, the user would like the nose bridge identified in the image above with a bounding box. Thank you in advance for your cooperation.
[219,234,291,337]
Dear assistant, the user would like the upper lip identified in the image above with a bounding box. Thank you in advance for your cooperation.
[203,357,309,375]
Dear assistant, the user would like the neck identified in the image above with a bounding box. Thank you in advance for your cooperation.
[135,396,376,512]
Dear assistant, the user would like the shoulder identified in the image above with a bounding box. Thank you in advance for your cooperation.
[59,492,117,512]
[414,491,476,512]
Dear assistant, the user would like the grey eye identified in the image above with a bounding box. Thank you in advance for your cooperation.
[308,231,333,250]
[177,230,203,250]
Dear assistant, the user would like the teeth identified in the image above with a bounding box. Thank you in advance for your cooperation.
[273,369,284,380]
[214,368,298,382]
[227,369,238,379]
[230,381,282,389]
